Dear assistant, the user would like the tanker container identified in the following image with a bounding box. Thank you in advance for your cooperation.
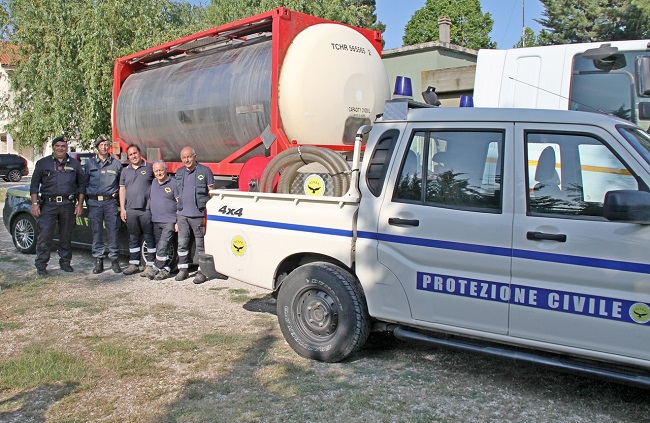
[113,7,390,179]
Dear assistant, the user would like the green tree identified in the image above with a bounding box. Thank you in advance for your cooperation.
[513,27,544,48]
[536,0,650,45]
[0,0,10,40]
[2,0,203,151]
[402,0,495,49]
[204,0,383,32]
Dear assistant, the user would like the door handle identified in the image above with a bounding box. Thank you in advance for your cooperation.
[388,217,419,227]
[526,231,567,242]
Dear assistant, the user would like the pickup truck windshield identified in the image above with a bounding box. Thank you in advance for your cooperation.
[619,126,650,166]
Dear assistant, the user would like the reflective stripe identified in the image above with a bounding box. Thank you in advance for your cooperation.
[156,255,168,261]
[129,260,140,265]
[146,260,154,266]
[178,251,189,257]
[129,247,140,253]
[178,264,189,269]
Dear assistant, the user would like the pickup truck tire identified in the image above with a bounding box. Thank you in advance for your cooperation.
[11,213,37,254]
[277,262,370,362]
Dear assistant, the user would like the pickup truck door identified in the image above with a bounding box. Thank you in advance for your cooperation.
[375,122,514,334]
[511,123,650,362]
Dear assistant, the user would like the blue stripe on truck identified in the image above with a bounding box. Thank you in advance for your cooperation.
[207,215,353,237]
[207,215,650,275]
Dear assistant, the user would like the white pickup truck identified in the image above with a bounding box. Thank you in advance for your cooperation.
[201,103,650,387]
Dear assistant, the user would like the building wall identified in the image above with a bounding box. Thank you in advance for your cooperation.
[382,41,477,106]
[0,64,40,172]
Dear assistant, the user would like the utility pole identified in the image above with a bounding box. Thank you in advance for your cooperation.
[522,0,526,47]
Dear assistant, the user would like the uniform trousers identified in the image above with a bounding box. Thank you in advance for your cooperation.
[153,222,175,271]
[177,215,204,270]
[35,202,76,270]
[88,198,120,261]
[125,208,156,266]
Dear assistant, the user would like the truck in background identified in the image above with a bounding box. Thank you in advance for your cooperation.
[473,40,650,130]
[111,7,389,184]
[473,40,650,203]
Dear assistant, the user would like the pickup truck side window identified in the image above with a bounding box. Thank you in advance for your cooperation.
[527,132,639,217]
[366,129,400,197]
[394,130,503,212]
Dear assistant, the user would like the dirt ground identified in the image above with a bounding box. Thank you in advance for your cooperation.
[1,209,650,422]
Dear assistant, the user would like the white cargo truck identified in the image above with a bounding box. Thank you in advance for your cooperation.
[201,101,650,387]
[473,40,650,130]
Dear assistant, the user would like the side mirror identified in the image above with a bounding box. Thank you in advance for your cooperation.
[603,190,650,224]
[638,56,650,97]
[639,102,650,121]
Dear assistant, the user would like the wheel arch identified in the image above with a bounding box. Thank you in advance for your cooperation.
[9,209,35,232]
[273,253,354,295]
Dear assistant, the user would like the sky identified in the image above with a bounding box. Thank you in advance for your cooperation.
[377,0,545,50]
[187,1,546,50]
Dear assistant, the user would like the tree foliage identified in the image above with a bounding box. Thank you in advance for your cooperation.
[205,0,383,32]
[536,0,650,45]
[402,0,495,49]
[2,0,203,150]
[513,27,543,48]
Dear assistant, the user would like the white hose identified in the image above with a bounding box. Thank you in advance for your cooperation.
[260,146,350,196]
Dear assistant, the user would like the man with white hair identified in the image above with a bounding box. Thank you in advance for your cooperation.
[175,146,214,284]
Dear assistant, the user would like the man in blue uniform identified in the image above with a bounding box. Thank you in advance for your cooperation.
[85,135,123,274]
[119,144,156,276]
[149,161,178,280]
[175,146,214,284]
[30,135,86,276]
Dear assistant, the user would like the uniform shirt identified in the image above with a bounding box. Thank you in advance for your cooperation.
[176,163,214,218]
[30,154,86,197]
[85,155,122,198]
[119,160,154,210]
[150,177,178,223]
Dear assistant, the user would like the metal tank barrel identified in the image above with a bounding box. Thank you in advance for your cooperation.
[116,38,272,163]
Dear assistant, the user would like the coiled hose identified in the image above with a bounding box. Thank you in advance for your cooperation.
[259,146,351,196]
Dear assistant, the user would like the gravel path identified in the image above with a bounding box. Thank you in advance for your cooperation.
[1,206,649,422]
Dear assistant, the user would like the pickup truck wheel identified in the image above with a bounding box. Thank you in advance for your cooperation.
[277,262,370,362]
[11,213,37,254]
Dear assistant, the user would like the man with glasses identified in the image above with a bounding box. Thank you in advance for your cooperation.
[30,135,86,277]
[85,135,123,274]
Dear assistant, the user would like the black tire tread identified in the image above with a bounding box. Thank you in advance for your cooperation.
[278,261,370,363]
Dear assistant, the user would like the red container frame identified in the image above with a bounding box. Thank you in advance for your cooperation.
[112,7,383,175]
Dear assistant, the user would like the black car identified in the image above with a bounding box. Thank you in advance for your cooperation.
[68,152,97,167]
[3,185,180,266]
[0,153,29,182]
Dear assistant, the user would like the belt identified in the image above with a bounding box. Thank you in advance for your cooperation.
[87,192,118,201]
[42,194,75,203]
